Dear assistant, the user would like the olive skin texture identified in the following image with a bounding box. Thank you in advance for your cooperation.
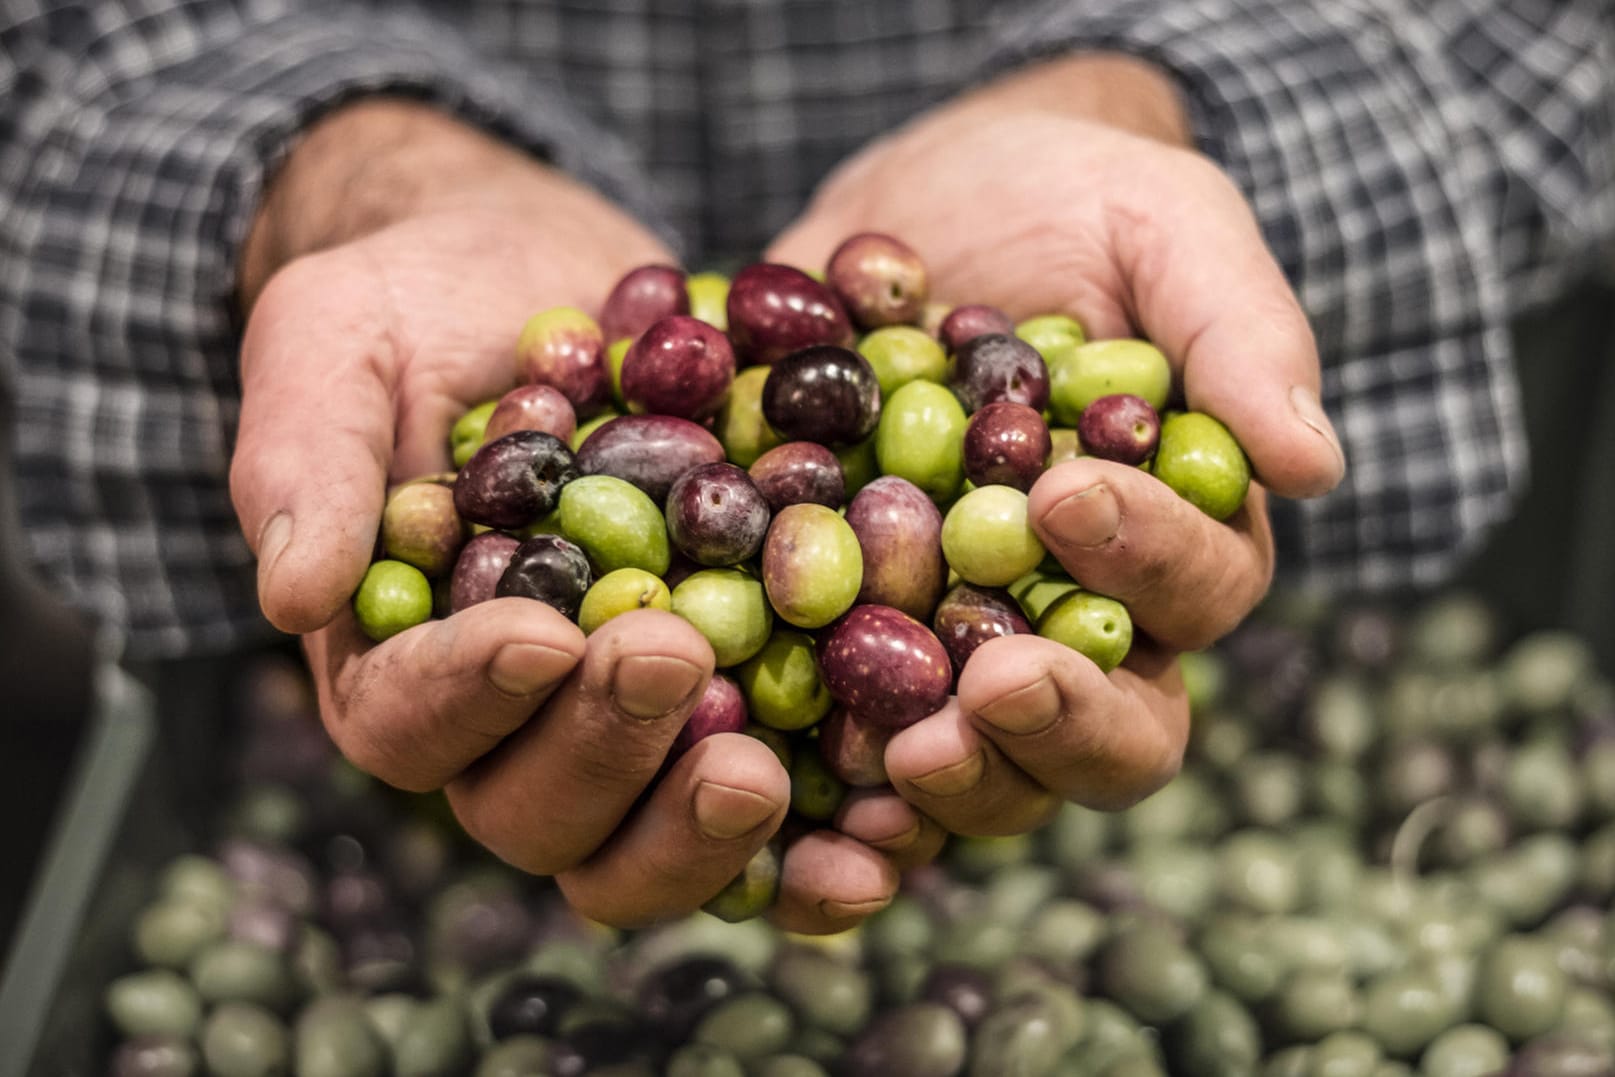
[817,605,952,730]
[760,504,863,630]
[666,463,773,568]
[494,534,593,621]
[483,383,578,447]
[600,264,690,343]
[668,674,748,759]
[621,315,736,422]
[448,532,520,614]
[1152,412,1251,521]
[826,232,928,329]
[353,560,433,643]
[575,413,727,506]
[748,441,845,513]
[515,306,611,419]
[950,332,1050,414]
[1078,393,1161,466]
[382,481,464,578]
[844,476,948,622]
[761,345,882,448]
[932,583,1032,677]
[940,304,1015,355]
[817,708,892,788]
[726,263,855,366]
[453,430,580,531]
[963,402,1052,492]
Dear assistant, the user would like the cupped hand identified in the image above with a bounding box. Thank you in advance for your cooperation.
[769,54,1347,834]
[229,100,913,929]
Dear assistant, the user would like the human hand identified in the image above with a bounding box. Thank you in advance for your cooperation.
[229,100,924,930]
[769,54,1347,833]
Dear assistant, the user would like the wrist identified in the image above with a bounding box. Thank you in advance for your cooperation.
[966,53,1192,147]
[239,98,551,310]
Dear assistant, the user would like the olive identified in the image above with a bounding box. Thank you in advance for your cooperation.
[293,997,387,1077]
[190,939,298,1012]
[109,1036,199,1077]
[840,1003,968,1077]
[1476,936,1568,1042]
[393,996,475,1077]
[106,969,205,1039]
[1165,990,1261,1077]
[200,1002,290,1077]
[692,993,794,1061]
[636,956,755,1041]
[968,991,1079,1077]
[1099,921,1209,1025]
[770,947,873,1036]
[1359,967,1459,1058]
[1309,1031,1382,1077]
[132,898,228,969]
[1266,969,1360,1042]
[1419,1024,1510,1077]
[473,1036,556,1077]
[665,1044,747,1077]
[752,1056,830,1077]
[485,973,582,1040]
[920,965,996,1028]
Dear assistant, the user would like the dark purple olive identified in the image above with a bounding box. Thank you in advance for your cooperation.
[669,673,748,759]
[726,263,855,366]
[556,1021,662,1075]
[324,869,391,932]
[939,304,1015,354]
[1077,393,1161,465]
[495,534,593,620]
[826,232,929,329]
[665,462,772,567]
[515,307,610,418]
[454,430,579,530]
[950,332,1050,414]
[932,583,1032,677]
[817,708,892,788]
[621,315,736,421]
[637,956,755,1041]
[217,838,316,915]
[449,532,520,614]
[844,476,947,622]
[920,964,995,1028]
[762,345,881,448]
[748,441,845,513]
[575,414,726,505]
[483,383,578,446]
[963,401,1053,492]
[818,605,952,730]
[600,264,690,343]
[487,973,583,1040]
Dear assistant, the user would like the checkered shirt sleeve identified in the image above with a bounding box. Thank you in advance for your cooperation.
[988,0,1615,595]
[0,0,659,659]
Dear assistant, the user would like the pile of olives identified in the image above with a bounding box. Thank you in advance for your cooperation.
[352,235,1251,915]
[100,592,1615,1076]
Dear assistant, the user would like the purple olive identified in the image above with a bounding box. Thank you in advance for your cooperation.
[575,414,726,505]
[920,965,996,1028]
[487,973,583,1040]
[826,232,929,329]
[483,384,578,446]
[495,534,593,620]
[665,462,772,567]
[669,673,748,759]
[637,956,754,1041]
[761,345,881,447]
[453,430,580,530]
[1077,393,1161,465]
[932,583,1032,677]
[950,332,1050,414]
[449,531,520,613]
[963,402,1053,492]
[939,304,1015,355]
[620,315,736,421]
[748,441,845,513]
[817,708,892,787]
[515,307,610,418]
[844,476,947,623]
[726,263,855,366]
[817,605,952,730]
[600,264,689,343]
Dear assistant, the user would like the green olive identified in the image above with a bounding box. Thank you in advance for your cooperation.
[1151,411,1251,521]
[859,325,949,398]
[201,1002,290,1077]
[353,560,433,642]
[578,567,672,635]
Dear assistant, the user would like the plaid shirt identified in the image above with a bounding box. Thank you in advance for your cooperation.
[3,0,1612,660]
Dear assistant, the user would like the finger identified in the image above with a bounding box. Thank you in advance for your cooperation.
[1028,458,1274,651]
[444,609,714,875]
[770,830,901,936]
[1109,159,1345,498]
[956,633,1186,811]
[835,789,948,872]
[556,732,790,927]
[883,700,1062,838]
[231,257,401,635]
[302,596,584,792]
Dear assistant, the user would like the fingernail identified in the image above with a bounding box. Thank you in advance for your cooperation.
[906,750,986,798]
[864,819,922,853]
[487,643,571,697]
[692,781,781,840]
[611,654,704,720]
[256,512,293,587]
[1289,386,1346,482]
[818,897,891,921]
[1042,485,1119,548]
[974,675,1061,735]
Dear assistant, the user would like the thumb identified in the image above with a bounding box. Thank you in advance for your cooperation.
[230,259,399,635]
[1119,165,1345,499]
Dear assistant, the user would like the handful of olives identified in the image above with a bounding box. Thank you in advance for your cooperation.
[349,234,1252,918]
